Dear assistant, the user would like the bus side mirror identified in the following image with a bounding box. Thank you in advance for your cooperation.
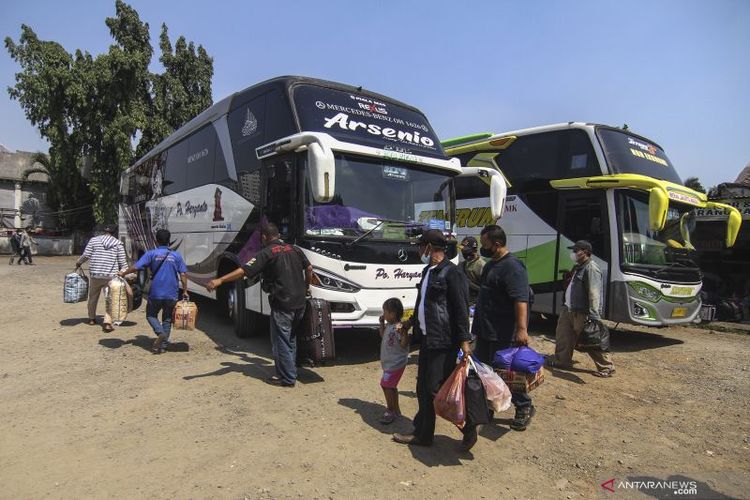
[648,187,668,231]
[489,173,507,219]
[308,142,335,203]
[706,201,742,248]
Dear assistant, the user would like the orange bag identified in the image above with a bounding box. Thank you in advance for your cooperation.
[172,299,198,330]
[433,359,469,428]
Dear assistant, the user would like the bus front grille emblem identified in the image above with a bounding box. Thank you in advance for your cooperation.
[397,249,408,262]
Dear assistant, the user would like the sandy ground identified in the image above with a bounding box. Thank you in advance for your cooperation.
[0,256,748,499]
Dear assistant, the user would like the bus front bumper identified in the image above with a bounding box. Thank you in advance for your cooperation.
[310,286,418,329]
[609,280,701,326]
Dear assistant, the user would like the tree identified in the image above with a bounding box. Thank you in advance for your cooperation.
[6,0,213,224]
[684,176,706,194]
[5,28,95,229]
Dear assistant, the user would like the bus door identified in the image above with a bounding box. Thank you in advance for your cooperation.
[257,156,297,314]
[555,191,609,314]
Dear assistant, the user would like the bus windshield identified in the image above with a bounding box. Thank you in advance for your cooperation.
[597,128,683,185]
[304,154,453,241]
[617,190,699,273]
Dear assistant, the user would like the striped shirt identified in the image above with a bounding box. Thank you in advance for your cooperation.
[77,235,127,278]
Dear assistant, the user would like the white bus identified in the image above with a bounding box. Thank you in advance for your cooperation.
[443,123,742,326]
[119,76,506,337]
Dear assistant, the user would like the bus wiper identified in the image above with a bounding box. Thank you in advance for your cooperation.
[345,218,415,247]
[653,260,693,275]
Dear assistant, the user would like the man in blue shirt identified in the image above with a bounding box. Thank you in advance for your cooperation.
[119,229,188,354]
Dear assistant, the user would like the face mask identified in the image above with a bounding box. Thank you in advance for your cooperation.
[420,250,431,265]
[570,251,579,262]
[480,246,494,259]
[461,248,474,259]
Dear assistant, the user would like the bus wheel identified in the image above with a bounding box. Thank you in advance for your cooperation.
[231,280,259,338]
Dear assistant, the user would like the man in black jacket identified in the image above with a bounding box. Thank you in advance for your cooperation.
[206,223,312,387]
[393,229,471,449]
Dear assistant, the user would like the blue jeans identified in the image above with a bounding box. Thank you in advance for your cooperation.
[270,308,305,385]
[146,298,177,342]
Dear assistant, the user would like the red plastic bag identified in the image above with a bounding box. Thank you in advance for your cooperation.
[434,359,469,428]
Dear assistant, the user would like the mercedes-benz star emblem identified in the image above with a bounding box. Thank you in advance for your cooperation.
[397,249,408,262]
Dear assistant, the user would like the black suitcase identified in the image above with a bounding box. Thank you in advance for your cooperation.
[297,298,335,366]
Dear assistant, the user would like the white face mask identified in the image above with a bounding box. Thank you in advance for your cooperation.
[421,249,431,265]
[569,251,579,262]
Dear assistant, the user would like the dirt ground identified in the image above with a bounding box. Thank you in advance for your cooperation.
[1,256,748,499]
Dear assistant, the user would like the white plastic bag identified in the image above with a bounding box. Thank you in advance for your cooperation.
[105,277,131,324]
[471,356,512,412]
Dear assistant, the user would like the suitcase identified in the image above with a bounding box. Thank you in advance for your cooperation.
[173,300,198,330]
[297,298,335,366]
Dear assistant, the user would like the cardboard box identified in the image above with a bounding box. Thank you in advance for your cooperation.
[494,367,544,393]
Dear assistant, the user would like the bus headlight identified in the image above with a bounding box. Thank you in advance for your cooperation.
[629,281,661,303]
[312,269,361,293]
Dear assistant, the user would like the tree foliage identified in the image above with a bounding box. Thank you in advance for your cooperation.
[684,176,706,194]
[5,0,213,225]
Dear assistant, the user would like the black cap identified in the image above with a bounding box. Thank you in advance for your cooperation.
[460,236,478,249]
[418,229,446,248]
[568,240,593,253]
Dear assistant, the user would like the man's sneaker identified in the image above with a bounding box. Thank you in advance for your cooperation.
[152,334,167,354]
[510,405,536,431]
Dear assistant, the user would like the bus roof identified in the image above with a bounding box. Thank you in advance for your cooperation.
[129,75,427,171]
[443,122,665,153]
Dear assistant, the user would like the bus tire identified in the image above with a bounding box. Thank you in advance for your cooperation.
[231,280,260,338]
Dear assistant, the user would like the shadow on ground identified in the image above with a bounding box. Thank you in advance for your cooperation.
[529,314,685,353]
[183,346,324,384]
[191,295,381,366]
[99,335,189,353]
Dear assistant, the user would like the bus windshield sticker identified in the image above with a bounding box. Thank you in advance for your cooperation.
[427,219,446,231]
[383,166,409,181]
[242,108,258,137]
[293,85,444,158]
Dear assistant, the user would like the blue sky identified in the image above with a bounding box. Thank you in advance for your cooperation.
[2,0,748,188]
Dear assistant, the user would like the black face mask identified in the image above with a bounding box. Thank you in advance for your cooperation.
[479,246,495,259]
[461,248,475,259]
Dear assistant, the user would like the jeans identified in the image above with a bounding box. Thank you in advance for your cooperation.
[146,298,177,342]
[270,308,305,385]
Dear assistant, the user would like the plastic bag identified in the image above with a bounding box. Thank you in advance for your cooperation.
[105,277,131,324]
[434,359,469,428]
[64,268,89,303]
[471,356,512,412]
[575,319,611,352]
[493,347,518,370]
[493,346,545,373]
[464,360,491,425]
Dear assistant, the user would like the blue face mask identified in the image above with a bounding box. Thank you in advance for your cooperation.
[420,250,431,264]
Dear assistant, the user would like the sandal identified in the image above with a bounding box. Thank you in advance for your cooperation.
[87,319,97,326]
[592,369,615,378]
[102,323,114,333]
